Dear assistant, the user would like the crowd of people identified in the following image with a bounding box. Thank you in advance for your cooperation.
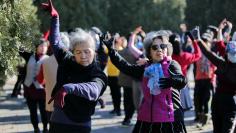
[10,0,236,133]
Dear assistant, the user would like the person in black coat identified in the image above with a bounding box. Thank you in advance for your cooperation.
[42,1,107,133]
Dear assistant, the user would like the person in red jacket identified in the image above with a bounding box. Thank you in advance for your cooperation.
[194,31,216,126]
[215,19,233,57]
[169,29,201,111]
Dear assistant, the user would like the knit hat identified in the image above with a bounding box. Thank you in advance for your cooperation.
[156,30,172,37]
[226,41,236,54]
[143,31,173,58]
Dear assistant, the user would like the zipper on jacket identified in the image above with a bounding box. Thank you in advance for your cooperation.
[151,95,154,122]
[166,95,171,118]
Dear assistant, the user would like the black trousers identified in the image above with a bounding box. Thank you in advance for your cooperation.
[108,76,121,111]
[49,122,91,133]
[194,79,212,114]
[174,109,187,133]
[123,86,135,120]
[11,74,24,96]
[133,120,186,133]
[211,93,236,133]
[47,111,52,122]
[26,97,48,130]
[47,111,52,129]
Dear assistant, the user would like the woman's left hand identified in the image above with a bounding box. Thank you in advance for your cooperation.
[48,88,67,108]
[159,78,172,89]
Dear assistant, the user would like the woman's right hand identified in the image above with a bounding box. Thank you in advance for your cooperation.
[41,0,58,17]
[102,37,114,51]
[218,18,227,30]
[133,26,143,34]
[187,26,200,41]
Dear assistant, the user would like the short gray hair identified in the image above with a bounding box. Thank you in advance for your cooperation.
[60,32,70,49]
[69,29,95,51]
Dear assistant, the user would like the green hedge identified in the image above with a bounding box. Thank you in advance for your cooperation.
[0,0,40,88]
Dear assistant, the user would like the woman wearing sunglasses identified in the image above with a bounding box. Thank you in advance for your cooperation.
[103,33,186,133]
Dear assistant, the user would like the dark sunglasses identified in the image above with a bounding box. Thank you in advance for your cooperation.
[151,44,167,50]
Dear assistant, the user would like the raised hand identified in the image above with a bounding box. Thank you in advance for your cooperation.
[195,26,201,41]
[187,26,201,41]
[101,33,114,51]
[218,18,227,30]
[133,26,143,34]
[41,3,50,11]
[226,21,233,29]
[41,0,58,17]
